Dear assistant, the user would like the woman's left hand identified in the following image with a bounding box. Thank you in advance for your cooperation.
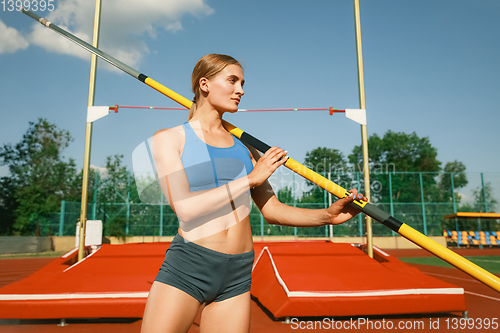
[326,189,368,225]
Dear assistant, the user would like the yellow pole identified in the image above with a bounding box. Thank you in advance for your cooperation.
[398,224,500,291]
[353,0,373,258]
[78,0,102,261]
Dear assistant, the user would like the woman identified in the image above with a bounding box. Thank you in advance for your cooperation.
[141,54,367,333]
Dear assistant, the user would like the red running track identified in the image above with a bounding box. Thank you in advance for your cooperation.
[1,245,499,332]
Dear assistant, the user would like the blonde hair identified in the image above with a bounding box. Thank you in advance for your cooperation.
[188,54,242,120]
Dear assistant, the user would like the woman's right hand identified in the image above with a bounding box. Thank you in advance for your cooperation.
[248,147,288,189]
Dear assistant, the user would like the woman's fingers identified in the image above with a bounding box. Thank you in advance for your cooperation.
[338,189,367,206]
[348,189,367,202]
[249,147,288,188]
[327,188,368,224]
[264,147,287,165]
[266,147,285,159]
[273,150,288,165]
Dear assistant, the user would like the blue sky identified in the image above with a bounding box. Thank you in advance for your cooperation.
[1,0,499,202]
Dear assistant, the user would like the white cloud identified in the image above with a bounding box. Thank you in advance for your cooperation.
[0,20,29,54]
[29,22,91,60]
[25,0,214,70]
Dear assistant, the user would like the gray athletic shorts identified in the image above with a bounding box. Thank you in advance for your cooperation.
[155,234,255,304]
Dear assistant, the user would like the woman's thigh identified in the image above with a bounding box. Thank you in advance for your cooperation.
[199,291,251,333]
[141,281,201,333]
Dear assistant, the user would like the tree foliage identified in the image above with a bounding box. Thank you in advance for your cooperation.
[2,121,492,238]
[0,119,78,235]
[349,131,443,204]
[289,131,471,236]
[435,160,468,203]
[0,177,17,235]
[349,131,441,173]
[302,147,349,204]
[95,155,131,239]
[459,183,498,214]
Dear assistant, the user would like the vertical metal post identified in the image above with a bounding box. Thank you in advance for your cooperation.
[59,200,65,236]
[126,172,130,234]
[293,172,297,237]
[419,172,427,235]
[481,173,489,213]
[477,217,483,249]
[451,172,460,248]
[328,171,333,238]
[389,172,395,236]
[357,172,363,237]
[78,0,102,261]
[451,172,459,248]
[260,212,264,237]
[451,172,457,213]
[323,175,328,237]
[480,173,491,233]
[92,172,98,220]
[353,0,372,258]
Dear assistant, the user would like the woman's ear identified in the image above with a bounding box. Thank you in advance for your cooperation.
[199,77,209,93]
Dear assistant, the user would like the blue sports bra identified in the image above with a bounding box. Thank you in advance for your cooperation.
[180,122,254,192]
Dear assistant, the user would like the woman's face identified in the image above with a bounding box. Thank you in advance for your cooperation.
[204,64,245,113]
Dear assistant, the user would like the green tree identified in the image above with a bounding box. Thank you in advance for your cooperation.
[349,131,441,203]
[95,154,130,239]
[0,177,17,235]
[302,147,349,204]
[435,160,468,203]
[0,119,78,235]
[459,183,498,214]
[277,186,295,204]
[348,131,470,236]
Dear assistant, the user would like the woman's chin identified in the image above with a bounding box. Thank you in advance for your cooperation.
[222,107,239,114]
[216,104,239,115]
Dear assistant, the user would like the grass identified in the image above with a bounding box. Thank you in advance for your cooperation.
[0,251,68,259]
[399,256,500,274]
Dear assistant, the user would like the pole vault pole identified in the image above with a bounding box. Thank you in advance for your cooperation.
[21,9,500,293]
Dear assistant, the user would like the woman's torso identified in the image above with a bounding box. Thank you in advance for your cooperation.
[177,121,254,254]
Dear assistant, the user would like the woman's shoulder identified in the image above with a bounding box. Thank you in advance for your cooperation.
[153,123,185,139]
[151,124,186,152]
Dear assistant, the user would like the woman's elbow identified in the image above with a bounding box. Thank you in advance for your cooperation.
[173,202,194,222]
[261,209,281,226]
[260,200,284,226]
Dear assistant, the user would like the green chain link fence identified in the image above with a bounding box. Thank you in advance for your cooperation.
[33,171,500,238]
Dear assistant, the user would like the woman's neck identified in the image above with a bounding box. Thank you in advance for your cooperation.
[190,104,225,133]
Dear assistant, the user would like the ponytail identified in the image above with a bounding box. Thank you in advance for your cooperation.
[188,101,197,121]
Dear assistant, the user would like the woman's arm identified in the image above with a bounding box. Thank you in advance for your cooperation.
[247,145,367,227]
[253,184,366,227]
